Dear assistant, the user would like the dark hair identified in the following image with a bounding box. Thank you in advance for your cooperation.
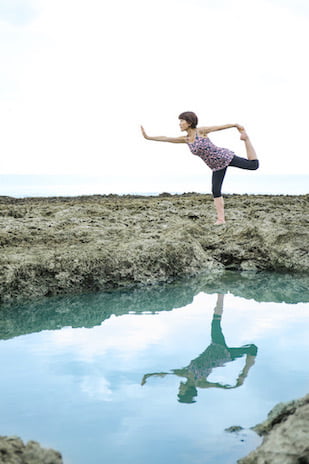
[178,111,198,129]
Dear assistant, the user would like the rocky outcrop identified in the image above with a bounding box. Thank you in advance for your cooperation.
[0,436,62,463]
[0,193,308,304]
[238,394,309,464]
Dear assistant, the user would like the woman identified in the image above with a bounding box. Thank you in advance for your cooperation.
[141,111,259,224]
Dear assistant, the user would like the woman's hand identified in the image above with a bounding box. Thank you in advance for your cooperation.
[235,124,245,132]
[141,126,149,139]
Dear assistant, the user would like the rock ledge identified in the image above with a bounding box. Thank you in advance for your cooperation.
[0,436,62,464]
[1,193,308,304]
[238,393,309,464]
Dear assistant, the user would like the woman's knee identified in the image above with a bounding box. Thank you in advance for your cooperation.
[230,156,259,170]
[212,168,226,197]
[248,159,259,170]
[212,189,222,198]
[212,181,222,197]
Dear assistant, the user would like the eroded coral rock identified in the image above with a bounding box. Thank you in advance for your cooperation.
[0,194,308,304]
[238,393,309,464]
[0,436,63,463]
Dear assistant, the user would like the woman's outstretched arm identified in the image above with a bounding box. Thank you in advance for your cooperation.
[200,123,244,135]
[141,126,186,143]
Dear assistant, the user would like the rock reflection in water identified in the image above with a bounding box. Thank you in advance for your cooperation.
[0,271,308,341]
[142,294,257,403]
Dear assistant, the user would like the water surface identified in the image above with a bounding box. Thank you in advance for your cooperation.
[0,173,308,196]
[0,272,308,464]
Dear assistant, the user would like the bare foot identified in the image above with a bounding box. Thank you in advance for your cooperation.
[236,124,249,141]
[239,129,249,141]
[214,220,226,225]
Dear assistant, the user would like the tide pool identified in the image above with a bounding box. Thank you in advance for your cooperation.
[0,271,308,463]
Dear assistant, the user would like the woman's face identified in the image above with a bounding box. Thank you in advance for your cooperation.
[179,119,191,131]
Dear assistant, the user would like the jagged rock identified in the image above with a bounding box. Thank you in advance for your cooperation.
[225,425,244,433]
[0,436,62,463]
[238,393,309,464]
[0,193,308,304]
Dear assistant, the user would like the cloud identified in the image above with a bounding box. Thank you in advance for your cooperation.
[0,0,38,26]
[0,0,308,178]
[267,0,309,16]
[80,376,113,401]
[49,314,170,363]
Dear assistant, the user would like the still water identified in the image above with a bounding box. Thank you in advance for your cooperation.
[0,271,308,464]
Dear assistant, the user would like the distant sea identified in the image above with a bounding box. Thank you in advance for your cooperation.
[0,174,307,197]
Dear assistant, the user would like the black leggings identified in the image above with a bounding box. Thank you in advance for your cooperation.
[212,155,259,198]
[211,315,258,358]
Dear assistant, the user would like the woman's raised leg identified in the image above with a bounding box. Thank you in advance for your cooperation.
[229,128,259,170]
[239,128,258,160]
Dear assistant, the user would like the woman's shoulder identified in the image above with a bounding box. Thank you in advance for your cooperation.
[187,128,208,144]
[197,127,209,138]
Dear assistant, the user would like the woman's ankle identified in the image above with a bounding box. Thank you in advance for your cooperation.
[214,219,225,225]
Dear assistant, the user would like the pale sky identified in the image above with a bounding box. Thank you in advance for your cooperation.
[1,0,309,187]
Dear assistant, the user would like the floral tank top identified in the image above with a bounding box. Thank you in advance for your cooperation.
[187,131,235,171]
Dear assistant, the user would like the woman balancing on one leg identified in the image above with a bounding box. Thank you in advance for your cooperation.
[141,111,259,224]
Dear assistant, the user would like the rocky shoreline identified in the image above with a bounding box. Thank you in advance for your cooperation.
[0,436,63,463]
[1,193,308,304]
[238,393,309,464]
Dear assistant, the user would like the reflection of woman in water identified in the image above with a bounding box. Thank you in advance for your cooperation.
[141,294,258,403]
[141,112,259,224]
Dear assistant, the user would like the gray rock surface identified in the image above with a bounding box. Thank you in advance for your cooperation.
[238,393,309,464]
[0,193,308,304]
[0,436,62,463]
